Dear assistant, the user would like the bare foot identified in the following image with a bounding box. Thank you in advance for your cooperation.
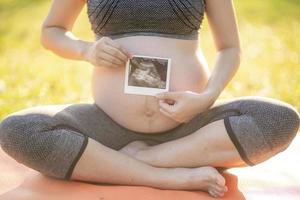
[120,141,227,197]
[119,140,150,157]
[167,166,227,198]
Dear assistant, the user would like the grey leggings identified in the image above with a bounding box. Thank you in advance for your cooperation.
[0,96,299,180]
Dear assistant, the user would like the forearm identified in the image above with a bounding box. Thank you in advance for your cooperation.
[40,26,92,61]
[204,47,241,101]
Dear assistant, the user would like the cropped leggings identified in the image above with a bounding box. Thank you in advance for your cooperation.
[0,96,299,180]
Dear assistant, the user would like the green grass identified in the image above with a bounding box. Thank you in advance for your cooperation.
[0,0,300,119]
[201,0,300,105]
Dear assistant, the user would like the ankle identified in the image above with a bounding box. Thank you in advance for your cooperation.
[148,167,181,189]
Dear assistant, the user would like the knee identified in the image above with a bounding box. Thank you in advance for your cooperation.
[0,113,88,180]
[273,103,300,147]
[243,98,299,150]
[0,115,27,155]
[0,114,55,163]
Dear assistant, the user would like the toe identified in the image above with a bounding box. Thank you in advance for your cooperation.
[224,185,228,192]
[215,173,226,187]
[209,189,222,198]
[208,190,217,198]
[210,184,226,194]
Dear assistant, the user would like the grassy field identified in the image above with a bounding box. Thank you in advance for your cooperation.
[0,0,299,119]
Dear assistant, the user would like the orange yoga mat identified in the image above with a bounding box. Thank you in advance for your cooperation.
[0,148,245,200]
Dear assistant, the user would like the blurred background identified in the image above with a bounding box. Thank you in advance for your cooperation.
[0,0,299,119]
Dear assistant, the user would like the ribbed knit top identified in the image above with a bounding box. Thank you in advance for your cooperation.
[87,0,206,40]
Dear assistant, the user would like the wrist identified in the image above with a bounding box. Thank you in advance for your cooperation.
[78,40,93,62]
[200,87,221,104]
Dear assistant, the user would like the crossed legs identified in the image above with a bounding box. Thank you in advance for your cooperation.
[120,119,246,169]
[0,97,299,198]
[72,137,228,197]
[0,103,229,197]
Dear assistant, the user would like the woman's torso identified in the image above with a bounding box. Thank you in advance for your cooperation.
[92,36,210,133]
[88,0,209,133]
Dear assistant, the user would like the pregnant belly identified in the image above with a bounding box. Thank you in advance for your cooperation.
[91,36,210,133]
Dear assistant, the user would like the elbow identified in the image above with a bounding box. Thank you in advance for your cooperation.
[231,46,241,70]
[234,45,242,60]
[233,45,241,66]
[40,22,59,51]
[218,42,241,56]
[40,26,51,50]
[218,45,242,66]
[225,45,242,57]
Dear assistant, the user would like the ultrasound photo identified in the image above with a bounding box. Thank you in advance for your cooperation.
[124,55,171,96]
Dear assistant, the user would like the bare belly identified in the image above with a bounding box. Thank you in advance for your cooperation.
[92,36,210,133]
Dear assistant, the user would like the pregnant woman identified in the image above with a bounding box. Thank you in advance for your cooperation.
[0,0,299,198]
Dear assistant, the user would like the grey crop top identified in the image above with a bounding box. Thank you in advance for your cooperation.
[87,0,206,40]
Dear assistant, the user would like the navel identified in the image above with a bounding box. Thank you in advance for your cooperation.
[143,96,157,118]
[145,109,155,117]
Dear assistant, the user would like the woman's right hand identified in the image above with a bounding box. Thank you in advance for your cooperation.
[83,36,132,68]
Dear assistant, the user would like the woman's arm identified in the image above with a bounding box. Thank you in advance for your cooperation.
[41,0,131,67]
[203,0,241,100]
[155,0,241,123]
[40,0,89,60]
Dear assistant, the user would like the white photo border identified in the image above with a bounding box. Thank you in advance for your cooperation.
[124,54,171,96]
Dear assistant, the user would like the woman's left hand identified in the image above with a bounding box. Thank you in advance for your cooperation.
[155,90,217,123]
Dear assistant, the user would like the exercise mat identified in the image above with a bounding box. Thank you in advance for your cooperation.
[0,147,245,200]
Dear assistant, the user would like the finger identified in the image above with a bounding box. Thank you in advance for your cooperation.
[98,52,125,67]
[96,56,122,68]
[159,108,174,119]
[158,100,175,114]
[95,58,116,68]
[159,105,183,122]
[103,45,129,63]
[105,38,132,58]
[98,54,123,67]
